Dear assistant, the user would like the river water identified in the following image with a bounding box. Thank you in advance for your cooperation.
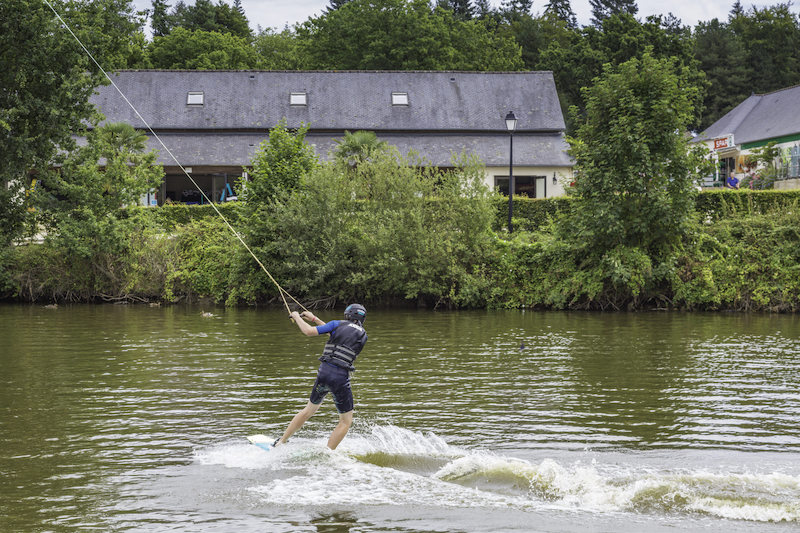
[1,304,799,532]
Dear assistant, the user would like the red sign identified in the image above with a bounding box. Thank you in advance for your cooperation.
[713,134,734,151]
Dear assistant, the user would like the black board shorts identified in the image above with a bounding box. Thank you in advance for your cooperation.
[309,361,353,413]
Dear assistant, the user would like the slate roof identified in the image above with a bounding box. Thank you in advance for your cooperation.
[91,70,571,167]
[142,132,572,168]
[694,84,800,146]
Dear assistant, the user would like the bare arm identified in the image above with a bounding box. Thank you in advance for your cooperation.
[290,311,322,336]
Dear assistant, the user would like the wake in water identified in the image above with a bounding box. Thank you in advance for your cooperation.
[195,425,800,523]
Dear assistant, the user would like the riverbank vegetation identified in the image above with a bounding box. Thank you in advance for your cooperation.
[4,116,800,311]
[4,0,800,311]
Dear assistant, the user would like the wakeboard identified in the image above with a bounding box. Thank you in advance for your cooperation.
[246,434,275,451]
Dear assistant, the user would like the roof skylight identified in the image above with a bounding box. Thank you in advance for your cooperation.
[186,92,204,105]
[391,92,409,106]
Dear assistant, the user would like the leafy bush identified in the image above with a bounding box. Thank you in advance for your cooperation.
[232,149,497,307]
[240,119,318,205]
[165,217,239,303]
[672,211,800,311]
[695,189,800,221]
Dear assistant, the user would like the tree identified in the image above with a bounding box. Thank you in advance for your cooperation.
[590,0,638,26]
[38,123,163,220]
[437,0,475,20]
[159,0,252,39]
[567,52,708,258]
[728,3,800,95]
[333,131,389,169]
[544,0,577,28]
[253,27,310,69]
[297,0,523,70]
[237,148,495,306]
[151,0,171,36]
[147,27,259,69]
[693,18,751,130]
[241,120,319,205]
[473,0,495,20]
[326,0,354,11]
[510,12,575,70]
[0,0,145,244]
[501,0,532,20]
[538,13,705,132]
[30,123,164,300]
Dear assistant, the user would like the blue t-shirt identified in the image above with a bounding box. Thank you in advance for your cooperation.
[315,320,341,335]
[726,175,739,188]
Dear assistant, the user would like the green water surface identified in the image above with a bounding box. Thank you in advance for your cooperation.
[1,304,799,531]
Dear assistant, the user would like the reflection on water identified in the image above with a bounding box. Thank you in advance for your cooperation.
[310,512,359,533]
[1,304,799,531]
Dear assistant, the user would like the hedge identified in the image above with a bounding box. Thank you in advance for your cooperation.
[125,202,243,229]
[132,189,800,231]
[694,189,800,221]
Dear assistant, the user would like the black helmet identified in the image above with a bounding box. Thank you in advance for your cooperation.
[344,303,366,323]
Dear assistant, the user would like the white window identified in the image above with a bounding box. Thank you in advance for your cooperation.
[187,92,204,105]
[290,92,307,106]
[391,92,409,106]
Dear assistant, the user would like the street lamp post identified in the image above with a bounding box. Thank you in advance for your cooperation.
[505,111,517,233]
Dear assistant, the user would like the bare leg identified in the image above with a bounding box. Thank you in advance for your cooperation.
[327,410,353,450]
[277,401,320,445]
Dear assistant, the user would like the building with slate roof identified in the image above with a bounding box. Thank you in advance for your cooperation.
[89,70,573,205]
[692,84,800,189]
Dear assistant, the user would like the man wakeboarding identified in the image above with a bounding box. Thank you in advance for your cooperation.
[275,304,368,450]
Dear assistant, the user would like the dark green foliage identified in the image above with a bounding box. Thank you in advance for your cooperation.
[158,0,252,39]
[487,52,712,311]
[231,150,497,307]
[333,131,389,169]
[568,52,706,257]
[590,0,638,26]
[240,120,319,205]
[538,13,705,132]
[253,27,309,69]
[147,27,258,69]
[501,0,532,20]
[326,0,354,11]
[493,196,575,232]
[0,0,145,243]
[693,18,751,131]
[13,209,173,302]
[165,217,239,303]
[672,210,800,311]
[694,189,800,221]
[437,0,475,20]
[694,4,800,129]
[151,0,171,37]
[296,0,523,70]
[544,0,578,28]
[136,203,242,230]
[728,3,800,95]
[19,123,165,302]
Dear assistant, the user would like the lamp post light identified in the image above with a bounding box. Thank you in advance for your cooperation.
[505,111,517,233]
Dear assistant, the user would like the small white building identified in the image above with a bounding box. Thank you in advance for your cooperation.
[692,84,800,189]
[90,70,573,204]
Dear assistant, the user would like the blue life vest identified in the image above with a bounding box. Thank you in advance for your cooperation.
[320,321,367,371]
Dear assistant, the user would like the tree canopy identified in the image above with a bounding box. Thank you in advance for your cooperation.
[147,27,258,69]
[295,0,523,70]
[150,0,252,39]
[568,52,708,256]
[0,0,146,243]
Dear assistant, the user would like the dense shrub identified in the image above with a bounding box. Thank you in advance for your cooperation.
[134,202,242,229]
[228,150,497,308]
[694,189,800,221]
[672,211,800,311]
